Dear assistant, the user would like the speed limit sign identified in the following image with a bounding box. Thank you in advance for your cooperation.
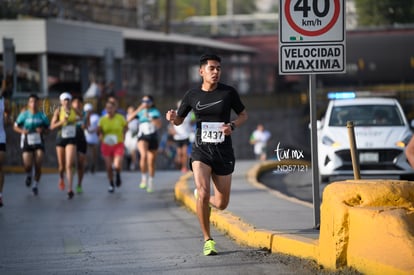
[279,0,346,74]
[280,0,344,43]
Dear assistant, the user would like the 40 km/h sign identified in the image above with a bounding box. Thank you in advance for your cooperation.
[281,0,344,43]
[279,0,346,74]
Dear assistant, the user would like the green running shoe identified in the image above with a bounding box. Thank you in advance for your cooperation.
[146,181,153,193]
[76,185,83,194]
[203,239,217,256]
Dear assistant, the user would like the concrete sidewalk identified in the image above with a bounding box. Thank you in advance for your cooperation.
[174,159,321,261]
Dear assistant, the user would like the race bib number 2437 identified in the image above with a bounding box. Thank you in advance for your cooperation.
[201,122,224,143]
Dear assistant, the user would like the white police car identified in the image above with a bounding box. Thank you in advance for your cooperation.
[317,93,414,182]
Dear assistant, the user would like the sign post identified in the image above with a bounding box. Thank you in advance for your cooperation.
[2,38,16,96]
[278,0,346,228]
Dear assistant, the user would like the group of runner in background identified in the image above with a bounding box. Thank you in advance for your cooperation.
[0,91,196,205]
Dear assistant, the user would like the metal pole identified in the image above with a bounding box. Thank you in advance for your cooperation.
[164,0,171,34]
[2,38,16,96]
[309,74,320,229]
[226,0,235,35]
[136,0,144,29]
[210,0,218,35]
[347,121,361,179]
[38,53,48,97]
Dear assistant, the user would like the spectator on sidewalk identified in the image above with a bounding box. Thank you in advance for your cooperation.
[84,78,101,99]
[249,123,271,161]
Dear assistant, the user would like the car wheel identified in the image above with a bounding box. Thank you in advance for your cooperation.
[400,174,414,181]
[320,175,330,184]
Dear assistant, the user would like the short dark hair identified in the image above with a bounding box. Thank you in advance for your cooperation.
[72,95,84,103]
[106,100,116,108]
[199,54,221,67]
[28,94,39,100]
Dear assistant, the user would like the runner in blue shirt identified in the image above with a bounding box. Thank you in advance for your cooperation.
[13,94,50,196]
[127,95,162,192]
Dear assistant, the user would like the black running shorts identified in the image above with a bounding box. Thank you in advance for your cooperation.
[76,127,87,154]
[56,135,77,147]
[174,138,189,148]
[22,142,45,152]
[190,143,235,176]
[138,133,159,151]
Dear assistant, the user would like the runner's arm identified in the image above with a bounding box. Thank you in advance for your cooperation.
[223,110,248,136]
[50,108,66,130]
[232,110,248,128]
[166,109,184,126]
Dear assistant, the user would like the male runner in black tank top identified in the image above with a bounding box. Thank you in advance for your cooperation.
[166,54,248,256]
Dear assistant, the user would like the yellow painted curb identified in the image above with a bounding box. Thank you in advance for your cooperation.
[174,160,319,262]
[272,234,319,259]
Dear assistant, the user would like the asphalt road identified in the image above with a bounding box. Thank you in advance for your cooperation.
[0,168,360,275]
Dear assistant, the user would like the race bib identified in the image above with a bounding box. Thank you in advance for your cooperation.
[27,132,41,145]
[62,125,76,138]
[201,122,225,143]
[139,122,156,135]
[104,134,118,145]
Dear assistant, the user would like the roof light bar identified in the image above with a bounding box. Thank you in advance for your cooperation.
[327,91,356,100]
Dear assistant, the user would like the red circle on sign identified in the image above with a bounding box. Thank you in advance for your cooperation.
[285,0,340,37]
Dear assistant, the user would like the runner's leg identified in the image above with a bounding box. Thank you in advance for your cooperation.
[77,152,86,186]
[192,160,213,241]
[138,140,149,186]
[56,146,65,182]
[22,151,33,183]
[210,173,232,210]
[138,140,148,174]
[103,155,114,182]
[65,144,76,193]
[33,149,44,182]
[147,149,157,178]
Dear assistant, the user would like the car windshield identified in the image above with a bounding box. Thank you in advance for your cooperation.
[329,104,405,126]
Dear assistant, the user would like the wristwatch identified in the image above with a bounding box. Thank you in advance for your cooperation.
[230,122,236,131]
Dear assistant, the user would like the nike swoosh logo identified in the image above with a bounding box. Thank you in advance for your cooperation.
[196,100,223,111]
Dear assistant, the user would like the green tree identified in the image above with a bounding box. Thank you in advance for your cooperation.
[355,0,414,26]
